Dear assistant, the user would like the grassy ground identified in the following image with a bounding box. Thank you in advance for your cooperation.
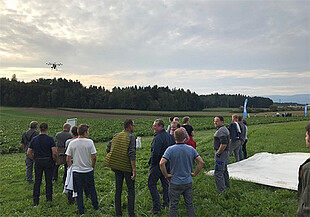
[1,117,309,216]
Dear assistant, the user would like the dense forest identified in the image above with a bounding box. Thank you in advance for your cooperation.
[200,93,273,108]
[0,77,273,110]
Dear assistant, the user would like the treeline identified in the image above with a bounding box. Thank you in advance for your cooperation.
[200,93,273,108]
[0,78,203,111]
[0,77,273,110]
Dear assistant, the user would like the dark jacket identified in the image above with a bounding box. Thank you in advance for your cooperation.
[149,129,174,167]
[229,122,241,142]
[297,157,310,217]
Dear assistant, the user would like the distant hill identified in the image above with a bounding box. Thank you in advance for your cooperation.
[263,94,310,105]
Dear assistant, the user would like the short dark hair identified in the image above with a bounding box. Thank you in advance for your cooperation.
[238,116,243,122]
[78,124,89,136]
[169,116,174,122]
[243,119,247,125]
[155,119,165,128]
[71,126,78,137]
[124,119,134,129]
[215,116,224,122]
[39,123,48,131]
[306,123,310,134]
[29,121,38,129]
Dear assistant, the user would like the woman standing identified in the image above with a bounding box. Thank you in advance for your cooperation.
[182,116,196,149]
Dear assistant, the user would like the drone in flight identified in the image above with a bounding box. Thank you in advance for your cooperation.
[46,62,63,70]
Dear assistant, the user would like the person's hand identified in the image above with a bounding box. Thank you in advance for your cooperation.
[191,172,196,177]
[131,170,136,180]
[165,174,173,182]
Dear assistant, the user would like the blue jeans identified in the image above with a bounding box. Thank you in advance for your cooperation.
[114,170,135,217]
[169,183,195,217]
[33,157,54,204]
[148,165,169,211]
[73,170,98,215]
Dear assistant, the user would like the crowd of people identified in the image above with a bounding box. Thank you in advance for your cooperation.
[20,117,309,217]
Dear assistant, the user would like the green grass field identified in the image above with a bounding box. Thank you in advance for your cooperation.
[0,107,309,216]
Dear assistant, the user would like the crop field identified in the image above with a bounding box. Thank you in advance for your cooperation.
[58,107,307,118]
[0,106,309,216]
[1,107,309,154]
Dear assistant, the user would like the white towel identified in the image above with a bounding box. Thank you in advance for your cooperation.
[63,166,77,197]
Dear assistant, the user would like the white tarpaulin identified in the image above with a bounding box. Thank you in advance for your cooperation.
[206,152,310,191]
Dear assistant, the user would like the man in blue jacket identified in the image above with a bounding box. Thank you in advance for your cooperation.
[148,119,174,214]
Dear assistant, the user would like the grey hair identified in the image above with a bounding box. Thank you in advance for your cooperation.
[155,119,165,128]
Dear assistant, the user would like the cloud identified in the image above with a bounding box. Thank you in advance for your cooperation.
[0,0,309,96]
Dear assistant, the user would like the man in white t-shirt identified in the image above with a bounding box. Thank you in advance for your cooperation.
[66,124,99,215]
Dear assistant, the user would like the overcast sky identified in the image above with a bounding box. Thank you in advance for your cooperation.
[1,0,309,96]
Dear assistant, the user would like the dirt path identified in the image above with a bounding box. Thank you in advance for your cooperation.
[17,108,157,119]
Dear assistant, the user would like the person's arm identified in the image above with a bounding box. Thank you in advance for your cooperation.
[27,148,34,160]
[106,133,118,153]
[52,147,58,162]
[130,160,136,180]
[216,144,227,155]
[127,134,137,180]
[191,130,195,137]
[91,154,96,168]
[106,140,112,153]
[128,134,136,161]
[159,157,173,181]
[21,133,26,150]
[66,155,72,167]
[150,137,163,166]
[191,156,204,177]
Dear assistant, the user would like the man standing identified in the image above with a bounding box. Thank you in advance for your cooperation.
[27,123,57,206]
[148,119,174,214]
[159,128,204,217]
[297,123,310,217]
[53,123,72,182]
[213,116,230,193]
[104,119,136,217]
[66,124,99,215]
[21,121,39,184]
[229,114,242,162]
[238,116,247,161]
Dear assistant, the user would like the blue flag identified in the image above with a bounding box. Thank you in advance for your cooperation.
[305,104,308,117]
[243,98,248,119]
